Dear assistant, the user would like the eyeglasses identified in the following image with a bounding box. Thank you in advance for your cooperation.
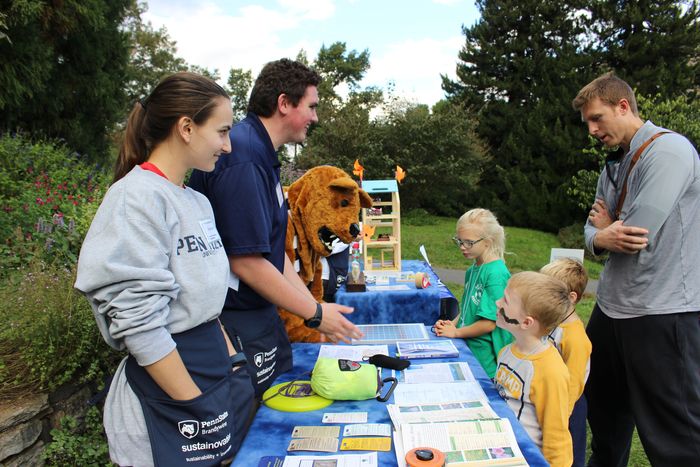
[452,236,485,249]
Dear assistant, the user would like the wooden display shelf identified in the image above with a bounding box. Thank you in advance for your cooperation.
[361,179,401,272]
[365,239,399,246]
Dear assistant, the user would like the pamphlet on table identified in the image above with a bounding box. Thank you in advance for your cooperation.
[322,412,368,424]
[396,419,527,466]
[387,400,499,427]
[393,362,477,384]
[392,381,487,405]
[343,423,392,437]
[258,452,377,467]
[396,340,460,359]
[318,344,389,361]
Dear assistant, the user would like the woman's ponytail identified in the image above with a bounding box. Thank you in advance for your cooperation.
[114,102,149,183]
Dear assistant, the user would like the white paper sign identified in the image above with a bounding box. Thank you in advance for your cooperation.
[549,248,585,263]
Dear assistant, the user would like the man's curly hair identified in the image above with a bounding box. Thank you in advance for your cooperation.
[248,58,321,117]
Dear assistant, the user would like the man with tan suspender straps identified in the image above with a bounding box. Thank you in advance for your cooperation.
[572,72,700,467]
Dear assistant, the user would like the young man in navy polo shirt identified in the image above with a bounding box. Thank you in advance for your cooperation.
[189,59,362,396]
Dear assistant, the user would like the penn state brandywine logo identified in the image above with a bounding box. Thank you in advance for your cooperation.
[254,352,264,368]
[178,420,199,439]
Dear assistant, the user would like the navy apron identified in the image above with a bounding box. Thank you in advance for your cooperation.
[220,305,293,397]
[125,319,254,466]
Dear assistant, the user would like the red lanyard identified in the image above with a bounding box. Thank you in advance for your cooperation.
[139,162,168,180]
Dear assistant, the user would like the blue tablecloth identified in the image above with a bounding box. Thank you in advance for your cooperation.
[335,260,456,326]
[233,332,547,466]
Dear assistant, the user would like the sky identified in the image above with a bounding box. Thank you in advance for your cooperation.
[142,0,481,106]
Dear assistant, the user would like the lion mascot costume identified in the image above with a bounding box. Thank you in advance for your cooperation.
[281,166,373,342]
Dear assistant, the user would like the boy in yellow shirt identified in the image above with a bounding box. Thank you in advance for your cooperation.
[540,258,592,467]
[494,271,572,467]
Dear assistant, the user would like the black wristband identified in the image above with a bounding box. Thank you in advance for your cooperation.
[304,303,323,328]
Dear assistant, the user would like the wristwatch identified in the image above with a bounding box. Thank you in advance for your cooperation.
[304,303,323,328]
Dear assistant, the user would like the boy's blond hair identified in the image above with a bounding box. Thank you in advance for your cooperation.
[540,258,588,303]
[571,71,639,116]
[456,208,505,259]
[508,271,570,335]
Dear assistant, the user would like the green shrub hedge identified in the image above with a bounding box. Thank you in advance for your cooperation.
[0,260,121,401]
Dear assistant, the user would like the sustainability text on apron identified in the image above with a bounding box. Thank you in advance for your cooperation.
[125,319,255,466]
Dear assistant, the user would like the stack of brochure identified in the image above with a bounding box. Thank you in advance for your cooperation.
[386,361,528,466]
[394,418,528,466]
[395,340,459,359]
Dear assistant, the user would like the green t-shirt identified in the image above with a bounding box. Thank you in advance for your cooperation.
[458,258,512,378]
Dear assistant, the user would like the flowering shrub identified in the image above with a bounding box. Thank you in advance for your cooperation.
[0,134,108,272]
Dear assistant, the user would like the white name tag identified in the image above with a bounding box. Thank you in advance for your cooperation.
[276,182,284,208]
[228,271,240,291]
[199,219,222,246]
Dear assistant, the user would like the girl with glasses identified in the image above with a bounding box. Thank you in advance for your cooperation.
[433,208,513,379]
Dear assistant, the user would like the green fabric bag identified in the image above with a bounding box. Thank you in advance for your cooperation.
[310,358,397,401]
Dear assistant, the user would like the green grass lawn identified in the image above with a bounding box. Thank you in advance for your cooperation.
[400,216,603,278]
[401,216,650,467]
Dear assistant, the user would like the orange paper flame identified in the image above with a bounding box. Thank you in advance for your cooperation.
[353,159,364,181]
[361,224,375,240]
[395,165,406,184]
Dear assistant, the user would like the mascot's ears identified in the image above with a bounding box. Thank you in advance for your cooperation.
[358,189,373,208]
[329,177,373,208]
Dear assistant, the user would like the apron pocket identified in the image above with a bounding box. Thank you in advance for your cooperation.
[224,308,293,396]
[138,369,253,466]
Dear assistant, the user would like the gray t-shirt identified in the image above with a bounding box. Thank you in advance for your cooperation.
[75,166,229,466]
[584,121,700,318]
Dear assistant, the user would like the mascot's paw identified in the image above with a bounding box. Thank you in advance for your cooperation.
[279,309,323,343]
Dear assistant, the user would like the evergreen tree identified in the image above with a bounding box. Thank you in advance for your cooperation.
[444,0,599,231]
[0,0,131,160]
[590,0,700,98]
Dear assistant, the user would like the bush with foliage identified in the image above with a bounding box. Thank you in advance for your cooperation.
[0,260,121,401]
[0,134,108,274]
[557,222,606,264]
[403,208,439,226]
[42,406,111,466]
[300,100,490,217]
[280,155,306,187]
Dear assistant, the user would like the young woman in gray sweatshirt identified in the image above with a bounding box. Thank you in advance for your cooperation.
[75,73,254,467]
